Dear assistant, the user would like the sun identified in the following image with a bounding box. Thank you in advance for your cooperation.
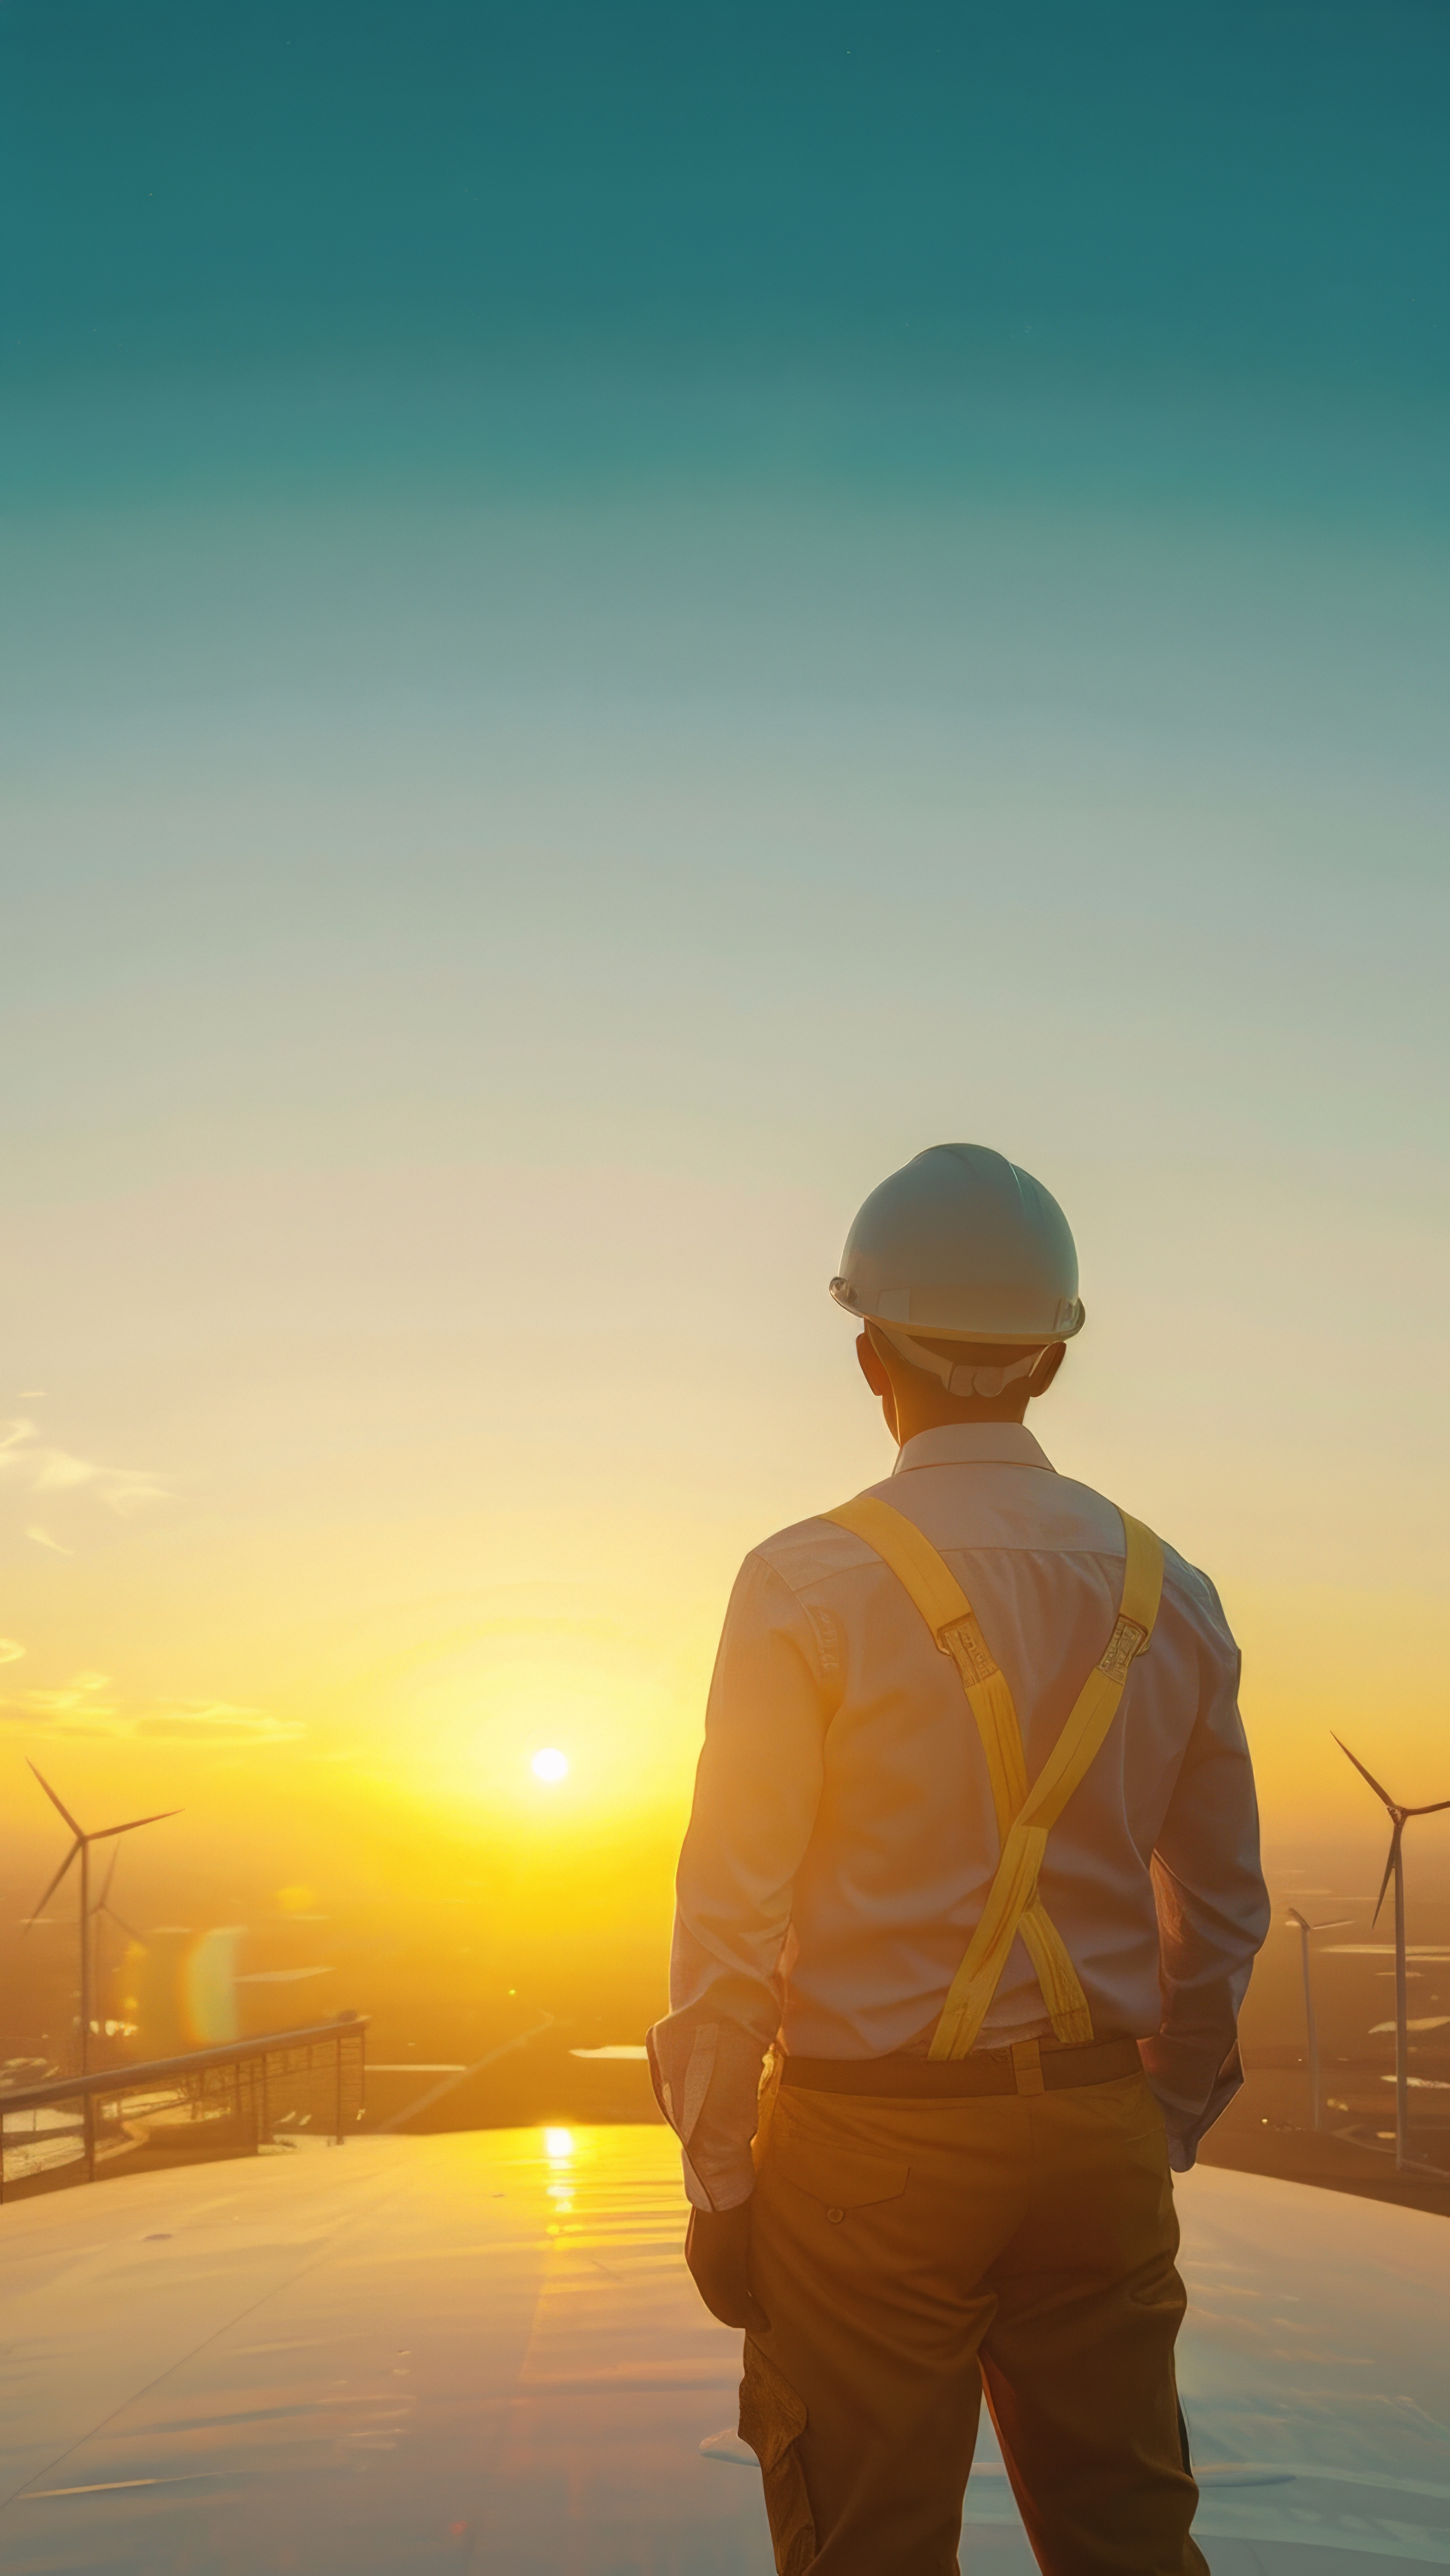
[531,1747,569,1784]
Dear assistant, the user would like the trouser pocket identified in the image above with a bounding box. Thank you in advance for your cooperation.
[739,2335,816,2576]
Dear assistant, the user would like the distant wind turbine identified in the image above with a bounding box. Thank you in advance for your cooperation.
[90,1845,145,2031]
[24,1764,179,2079]
[1334,1736,1450,2174]
[1284,1906,1350,2130]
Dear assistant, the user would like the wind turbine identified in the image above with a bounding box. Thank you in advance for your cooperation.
[1334,1736,1450,2174]
[90,1846,144,2037]
[24,1764,179,2079]
[1285,1906,1350,2130]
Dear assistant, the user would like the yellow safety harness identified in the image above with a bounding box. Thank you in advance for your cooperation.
[822,1496,1165,2061]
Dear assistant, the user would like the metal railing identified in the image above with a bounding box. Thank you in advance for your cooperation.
[0,2015,367,2200]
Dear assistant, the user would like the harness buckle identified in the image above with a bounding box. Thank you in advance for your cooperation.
[938,1613,998,1685]
[1097,1614,1148,1682]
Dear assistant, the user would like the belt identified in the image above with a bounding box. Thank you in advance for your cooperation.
[779,2035,1141,2100]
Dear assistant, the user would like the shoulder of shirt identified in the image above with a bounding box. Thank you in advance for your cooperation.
[1156,1539,1235,1642]
[741,1511,884,1606]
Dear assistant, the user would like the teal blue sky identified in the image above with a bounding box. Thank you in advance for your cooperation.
[0,3,1447,1866]
[3,2,1448,519]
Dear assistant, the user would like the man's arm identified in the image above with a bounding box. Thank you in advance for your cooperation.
[1141,1596,1270,2170]
[648,1549,832,2214]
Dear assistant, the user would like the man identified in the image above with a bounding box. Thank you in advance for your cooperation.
[648,1143,1268,2576]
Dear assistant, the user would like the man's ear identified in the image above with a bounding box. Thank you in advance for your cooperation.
[857,1331,900,1443]
[1029,1341,1067,1398]
[857,1331,891,1398]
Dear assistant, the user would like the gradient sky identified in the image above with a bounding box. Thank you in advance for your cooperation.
[1,2,1447,1916]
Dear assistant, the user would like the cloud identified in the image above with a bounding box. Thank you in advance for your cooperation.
[25,1528,72,1554]
[131,1701,304,1746]
[0,1419,172,1522]
[0,1673,301,1747]
[0,1640,23,1666]
[32,1451,100,1492]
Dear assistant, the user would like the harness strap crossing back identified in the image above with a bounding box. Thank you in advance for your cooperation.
[822,1494,1164,2061]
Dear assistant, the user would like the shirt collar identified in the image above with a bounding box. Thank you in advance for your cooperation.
[892,1421,1056,1477]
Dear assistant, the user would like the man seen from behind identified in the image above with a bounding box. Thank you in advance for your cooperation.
[649,1143,1269,2575]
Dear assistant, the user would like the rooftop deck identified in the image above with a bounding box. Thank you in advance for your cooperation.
[0,2125,1446,2573]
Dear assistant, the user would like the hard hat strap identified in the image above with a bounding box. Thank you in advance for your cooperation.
[882,1329,1045,1401]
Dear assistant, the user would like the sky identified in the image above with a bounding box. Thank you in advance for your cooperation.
[1,1,1447,2003]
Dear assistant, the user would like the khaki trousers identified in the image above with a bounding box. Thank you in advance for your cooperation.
[741,2071,1208,2576]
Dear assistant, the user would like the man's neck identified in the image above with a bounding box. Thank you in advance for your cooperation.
[889,1390,1032,1446]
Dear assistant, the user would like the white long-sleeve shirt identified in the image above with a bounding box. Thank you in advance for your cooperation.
[649,1421,1268,2210]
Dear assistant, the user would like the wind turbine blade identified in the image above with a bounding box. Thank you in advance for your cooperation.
[1285,1908,1308,1930]
[1371,1824,1402,1929]
[1406,1798,1450,1817]
[1332,1735,1396,1809]
[26,1760,84,1839]
[89,1807,182,1842]
[100,1905,144,1943]
[1311,1918,1352,1932]
[98,1847,120,1907]
[23,1841,79,1930]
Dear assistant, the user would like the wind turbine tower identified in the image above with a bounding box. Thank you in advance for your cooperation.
[1285,1905,1350,2130]
[91,1844,145,2010]
[1335,1736,1450,2175]
[24,1764,180,2079]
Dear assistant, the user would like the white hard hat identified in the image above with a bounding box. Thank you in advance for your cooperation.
[829,1144,1084,1349]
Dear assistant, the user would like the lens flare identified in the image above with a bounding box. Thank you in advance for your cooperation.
[531,1747,569,1783]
